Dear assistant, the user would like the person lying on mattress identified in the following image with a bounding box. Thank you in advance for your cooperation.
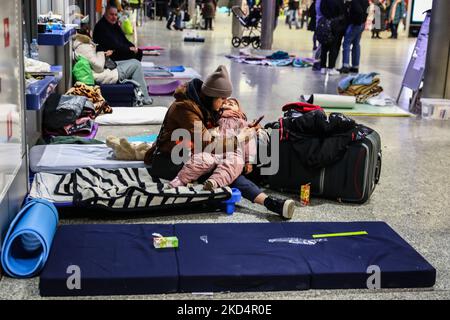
[73,27,153,105]
[144,65,295,219]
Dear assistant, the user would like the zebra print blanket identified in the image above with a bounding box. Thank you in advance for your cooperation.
[51,167,232,210]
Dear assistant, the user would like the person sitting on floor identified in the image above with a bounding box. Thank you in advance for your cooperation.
[144,65,295,219]
[93,4,143,61]
[74,27,153,105]
[169,97,258,191]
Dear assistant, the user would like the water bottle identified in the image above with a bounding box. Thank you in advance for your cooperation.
[23,38,29,58]
[30,39,39,60]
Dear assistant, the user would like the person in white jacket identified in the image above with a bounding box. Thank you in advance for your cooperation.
[73,30,153,105]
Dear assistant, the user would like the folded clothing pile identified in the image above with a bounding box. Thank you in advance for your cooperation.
[338,72,383,103]
[43,94,97,138]
[293,58,314,68]
[266,51,290,60]
[226,49,311,68]
[66,82,112,115]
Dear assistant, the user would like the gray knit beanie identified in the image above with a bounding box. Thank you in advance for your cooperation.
[201,65,233,98]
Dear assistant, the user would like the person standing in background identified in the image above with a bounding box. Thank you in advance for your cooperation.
[388,0,405,39]
[307,0,318,50]
[340,0,369,74]
[166,0,183,30]
[288,0,300,30]
[318,0,346,76]
[201,0,216,31]
[156,0,169,20]
[372,0,386,39]
[299,0,310,29]
[274,0,284,29]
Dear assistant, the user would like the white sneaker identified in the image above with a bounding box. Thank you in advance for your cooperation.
[320,68,327,75]
[281,199,295,220]
[328,68,340,76]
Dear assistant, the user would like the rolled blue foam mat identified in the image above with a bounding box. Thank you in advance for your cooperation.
[1,199,58,278]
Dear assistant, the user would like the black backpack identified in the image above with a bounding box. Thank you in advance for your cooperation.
[316,17,334,45]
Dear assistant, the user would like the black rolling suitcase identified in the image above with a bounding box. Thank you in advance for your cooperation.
[261,103,382,204]
[265,130,382,204]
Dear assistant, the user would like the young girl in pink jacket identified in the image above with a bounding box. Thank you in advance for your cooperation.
[169,98,257,190]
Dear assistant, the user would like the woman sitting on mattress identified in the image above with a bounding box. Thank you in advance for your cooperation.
[144,65,295,220]
[73,26,153,106]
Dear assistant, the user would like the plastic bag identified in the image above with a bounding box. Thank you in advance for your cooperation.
[121,18,134,35]
[72,56,95,85]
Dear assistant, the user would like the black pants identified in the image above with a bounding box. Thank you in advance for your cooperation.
[112,49,143,62]
[300,12,308,29]
[204,18,213,30]
[156,2,167,20]
[372,29,381,38]
[390,23,399,38]
[320,34,343,69]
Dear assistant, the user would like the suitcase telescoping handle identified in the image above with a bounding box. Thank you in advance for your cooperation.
[374,151,382,184]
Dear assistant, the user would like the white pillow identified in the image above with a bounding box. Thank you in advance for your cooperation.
[95,106,168,125]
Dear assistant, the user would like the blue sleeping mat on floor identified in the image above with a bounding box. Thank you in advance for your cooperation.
[280,222,436,289]
[175,223,311,293]
[39,224,178,296]
[39,222,435,296]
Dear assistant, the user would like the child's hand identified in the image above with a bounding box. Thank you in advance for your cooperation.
[244,163,253,175]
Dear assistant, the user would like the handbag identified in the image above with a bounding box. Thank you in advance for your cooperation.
[183,12,191,22]
[104,57,117,70]
[316,17,334,45]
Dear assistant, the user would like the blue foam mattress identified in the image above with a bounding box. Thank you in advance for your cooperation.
[39,224,178,296]
[279,222,436,289]
[39,222,435,296]
[175,223,311,293]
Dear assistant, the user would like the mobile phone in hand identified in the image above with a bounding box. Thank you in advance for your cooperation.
[249,115,264,127]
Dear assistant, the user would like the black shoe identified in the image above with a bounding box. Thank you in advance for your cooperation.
[339,67,350,74]
[349,67,359,73]
[264,197,295,220]
[166,25,172,30]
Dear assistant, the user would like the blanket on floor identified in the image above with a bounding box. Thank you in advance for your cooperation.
[31,168,232,210]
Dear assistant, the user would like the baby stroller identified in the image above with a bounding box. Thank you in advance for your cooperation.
[231,6,262,49]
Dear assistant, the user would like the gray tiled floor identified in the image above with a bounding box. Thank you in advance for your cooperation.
[1,13,449,300]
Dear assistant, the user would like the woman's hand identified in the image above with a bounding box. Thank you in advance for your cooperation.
[105,50,114,57]
[129,46,138,53]
[244,163,253,175]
